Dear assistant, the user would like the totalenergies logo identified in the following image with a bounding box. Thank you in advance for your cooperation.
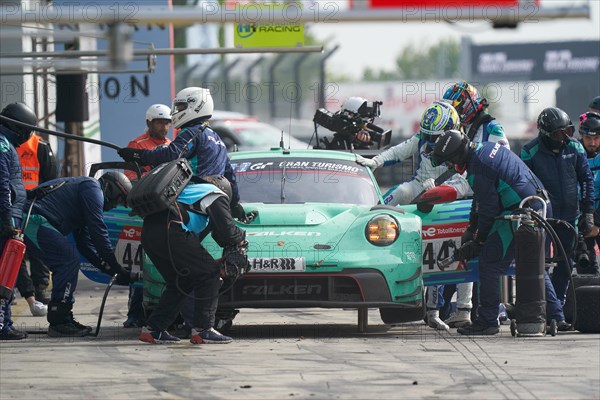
[237,23,257,38]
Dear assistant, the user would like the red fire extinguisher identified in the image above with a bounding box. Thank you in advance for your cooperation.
[0,232,26,300]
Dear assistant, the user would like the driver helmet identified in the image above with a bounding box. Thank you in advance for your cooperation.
[443,81,487,125]
[419,101,460,147]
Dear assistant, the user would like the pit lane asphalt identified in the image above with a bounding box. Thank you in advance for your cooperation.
[1,275,599,400]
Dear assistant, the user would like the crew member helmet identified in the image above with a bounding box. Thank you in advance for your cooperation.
[200,175,232,201]
[432,129,471,173]
[98,171,132,211]
[0,102,37,146]
[146,104,172,123]
[589,96,600,112]
[171,87,214,129]
[579,112,600,136]
[537,107,574,151]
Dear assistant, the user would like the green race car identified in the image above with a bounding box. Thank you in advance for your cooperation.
[87,149,487,330]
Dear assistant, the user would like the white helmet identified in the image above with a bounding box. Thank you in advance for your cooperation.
[145,104,172,123]
[171,87,214,129]
[341,96,381,119]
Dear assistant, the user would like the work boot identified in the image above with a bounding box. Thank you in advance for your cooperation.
[426,310,449,331]
[0,326,28,340]
[444,309,472,328]
[29,300,47,317]
[556,320,573,332]
[34,285,50,305]
[47,302,91,337]
[457,322,499,336]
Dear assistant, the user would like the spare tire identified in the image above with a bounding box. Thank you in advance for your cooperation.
[563,274,600,324]
[575,286,600,333]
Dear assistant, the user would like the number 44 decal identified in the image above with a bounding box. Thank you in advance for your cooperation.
[422,240,454,271]
[121,242,143,270]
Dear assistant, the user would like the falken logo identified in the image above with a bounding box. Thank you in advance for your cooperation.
[242,284,323,296]
[247,231,321,237]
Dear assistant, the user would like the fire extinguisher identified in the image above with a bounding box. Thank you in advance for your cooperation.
[0,232,26,300]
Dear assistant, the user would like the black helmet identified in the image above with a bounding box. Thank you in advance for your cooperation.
[432,129,471,172]
[200,175,232,201]
[0,102,37,145]
[589,96,600,111]
[579,112,600,136]
[98,171,132,211]
[537,107,574,151]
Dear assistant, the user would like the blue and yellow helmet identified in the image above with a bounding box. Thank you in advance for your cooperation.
[419,101,460,146]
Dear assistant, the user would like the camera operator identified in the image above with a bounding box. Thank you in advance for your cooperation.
[521,107,595,317]
[313,97,387,150]
[577,111,600,275]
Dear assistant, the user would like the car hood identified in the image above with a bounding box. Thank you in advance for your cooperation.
[243,203,359,226]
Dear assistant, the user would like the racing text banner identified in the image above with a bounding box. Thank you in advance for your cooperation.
[234,4,304,48]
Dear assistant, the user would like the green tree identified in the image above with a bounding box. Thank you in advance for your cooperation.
[362,38,460,81]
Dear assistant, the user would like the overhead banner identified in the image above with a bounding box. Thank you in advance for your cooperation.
[471,40,600,82]
[365,0,520,6]
[233,4,304,48]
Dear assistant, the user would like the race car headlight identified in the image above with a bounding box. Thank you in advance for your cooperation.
[365,214,399,246]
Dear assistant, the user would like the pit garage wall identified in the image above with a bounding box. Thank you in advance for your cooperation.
[50,0,175,164]
[95,0,175,163]
[0,0,57,156]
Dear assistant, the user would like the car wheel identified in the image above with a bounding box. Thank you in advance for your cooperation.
[563,274,600,323]
[575,285,600,333]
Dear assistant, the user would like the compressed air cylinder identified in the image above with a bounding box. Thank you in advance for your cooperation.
[514,223,546,335]
[0,237,26,299]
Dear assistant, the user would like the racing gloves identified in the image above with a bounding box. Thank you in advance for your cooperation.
[99,259,133,286]
[0,216,17,239]
[580,212,596,236]
[231,202,246,222]
[117,147,144,163]
[422,178,435,191]
[460,228,475,246]
[222,241,250,275]
[457,240,483,261]
[355,154,382,171]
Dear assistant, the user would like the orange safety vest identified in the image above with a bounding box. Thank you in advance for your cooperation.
[17,134,41,189]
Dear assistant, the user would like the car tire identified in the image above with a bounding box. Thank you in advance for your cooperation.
[379,303,425,325]
[574,286,600,333]
[563,274,600,324]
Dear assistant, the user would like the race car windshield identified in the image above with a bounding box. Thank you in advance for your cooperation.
[232,157,379,205]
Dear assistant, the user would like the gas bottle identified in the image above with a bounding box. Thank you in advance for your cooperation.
[0,235,26,299]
